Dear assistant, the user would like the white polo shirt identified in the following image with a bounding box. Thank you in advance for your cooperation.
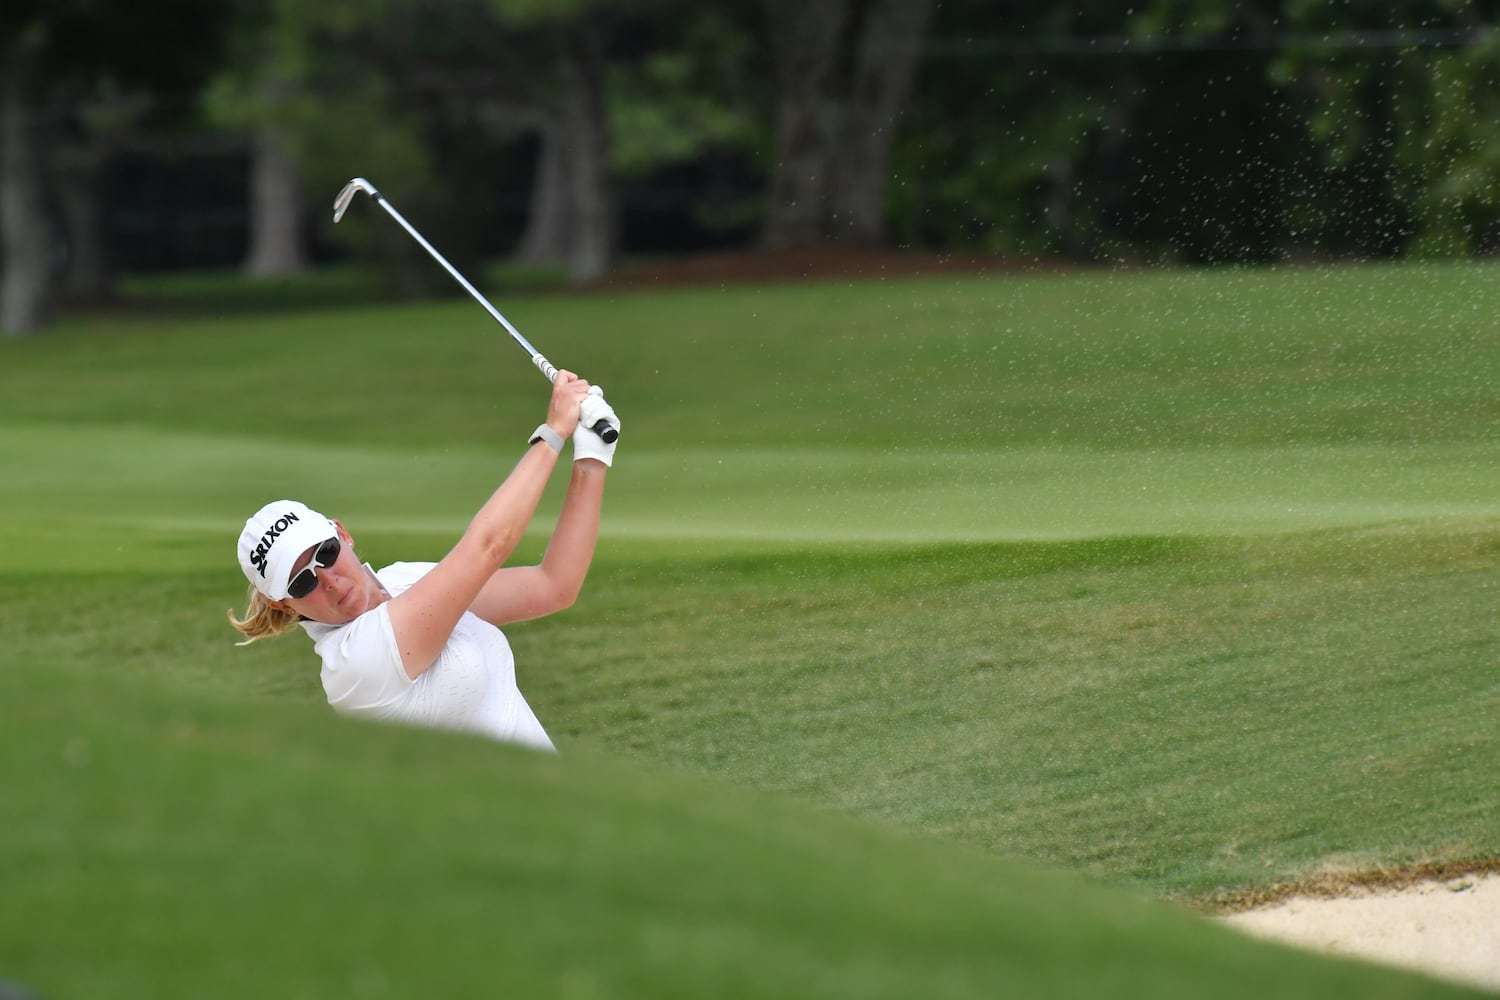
[302,561,555,751]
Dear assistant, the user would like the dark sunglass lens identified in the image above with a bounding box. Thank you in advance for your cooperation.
[316,536,341,567]
[286,570,317,599]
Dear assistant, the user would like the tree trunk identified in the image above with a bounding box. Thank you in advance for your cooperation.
[514,115,573,266]
[53,139,113,303]
[759,0,851,250]
[1,66,53,335]
[243,121,309,276]
[558,25,613,284]
[826,0,937,245]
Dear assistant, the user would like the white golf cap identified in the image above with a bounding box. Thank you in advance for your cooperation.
[237,499,338,600]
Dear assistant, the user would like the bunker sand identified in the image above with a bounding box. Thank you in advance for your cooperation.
[1222,873,1500,993]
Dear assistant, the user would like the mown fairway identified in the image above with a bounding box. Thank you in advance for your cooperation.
[2,260,1497,997]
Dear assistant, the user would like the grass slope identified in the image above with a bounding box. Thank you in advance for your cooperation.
[0,669,1484,1000]
[2,260,1498,994]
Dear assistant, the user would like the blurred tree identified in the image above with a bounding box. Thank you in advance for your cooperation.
[888,2,1127,259]
[18,0,1500,307]
[204,0,311,277]
[1272,0,1500,257]
[204,0,312,275]
[1112,0,1302,263]
[1104,0,1500,260]
[605,6,768,251]
[504,0,768,277]
[891,0,1500,264]
[1,26,51,334]
[0,0,234,333]
[243,0,768,286]
[50,89,153,302]
[221,0,509,295]
[243,0,625,288]
[758,0,937,249]
[515,14,615,281]
[243,106,310,276]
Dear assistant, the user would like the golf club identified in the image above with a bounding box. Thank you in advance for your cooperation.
[333,177,618,443]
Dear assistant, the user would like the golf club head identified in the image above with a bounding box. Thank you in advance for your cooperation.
[332,177,379,223]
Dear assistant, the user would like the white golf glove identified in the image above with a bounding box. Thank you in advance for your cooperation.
[573,385,619,467]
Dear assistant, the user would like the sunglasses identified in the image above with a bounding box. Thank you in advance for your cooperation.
[286,536,341,599]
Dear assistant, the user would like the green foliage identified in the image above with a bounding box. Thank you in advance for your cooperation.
[894,0,1500,261]
[891,4,1122,257]
[487,0,595,21]
[219,0,548,293]
[1396,41,1500,256]
[0,0,236,95]
[609,11,766,177]
[1128,0,1238,36]
[891,73,1110,256]
[23,0,1500,289]
[1271,5,1500,257]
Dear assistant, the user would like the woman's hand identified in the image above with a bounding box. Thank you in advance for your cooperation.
[573,387,619,467]
[545,371,592,438]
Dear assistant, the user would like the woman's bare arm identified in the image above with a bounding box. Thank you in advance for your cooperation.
[468,459,606,626]
[385,374,589,679]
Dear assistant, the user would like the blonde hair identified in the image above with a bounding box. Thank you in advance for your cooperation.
[226,584,303,646]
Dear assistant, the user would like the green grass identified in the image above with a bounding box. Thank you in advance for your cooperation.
[2,259,1498,997]
[2,668,1473,1000]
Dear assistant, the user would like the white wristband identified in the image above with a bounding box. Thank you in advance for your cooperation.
[528,424,564,453]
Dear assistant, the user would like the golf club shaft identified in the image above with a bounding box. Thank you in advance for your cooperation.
[333,178,617,443]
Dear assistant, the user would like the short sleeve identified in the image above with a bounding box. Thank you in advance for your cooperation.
[303,561,440,716]
[313,601,414,713]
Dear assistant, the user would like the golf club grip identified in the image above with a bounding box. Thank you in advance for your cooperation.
[534,356,617,442]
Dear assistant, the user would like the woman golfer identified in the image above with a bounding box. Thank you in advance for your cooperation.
[227,372,617,751]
